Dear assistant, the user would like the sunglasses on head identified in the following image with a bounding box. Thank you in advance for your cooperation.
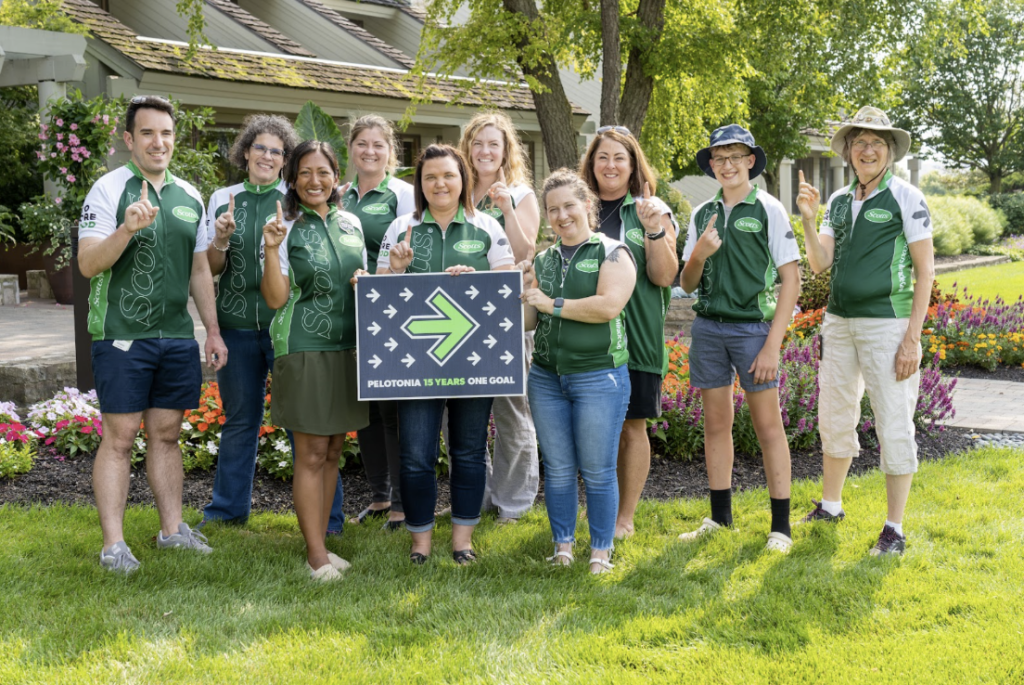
[596,125,632,137]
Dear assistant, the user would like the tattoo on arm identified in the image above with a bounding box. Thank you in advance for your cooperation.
[606,247,624,263]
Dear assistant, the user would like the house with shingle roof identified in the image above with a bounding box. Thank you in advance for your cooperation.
[59,0,591,183]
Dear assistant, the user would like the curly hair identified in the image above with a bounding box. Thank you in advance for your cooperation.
[580,128,658,198]
[459,111,532,190]
[282,140,341,221]
[541,168,598,230]
[347,114,400,175]
[412,144,474,221]
[228,113,300,172]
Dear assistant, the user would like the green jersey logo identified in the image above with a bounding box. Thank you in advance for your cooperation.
[865,208,893,223]
[339,234,364,248]
[454,240,485,254]
[362,203,390,215]
[626,228,644,246]
[575,259,599,273]
[734,217,763,233]
[265,214,276,225]
[485,207,502,218]
[172,206,200,223]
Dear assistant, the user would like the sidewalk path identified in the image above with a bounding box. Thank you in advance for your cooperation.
[938,376,1024,433]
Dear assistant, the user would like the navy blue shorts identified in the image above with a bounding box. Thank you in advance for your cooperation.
[688,317,779,393]
[625,369,663,420]
[92,338,202,414]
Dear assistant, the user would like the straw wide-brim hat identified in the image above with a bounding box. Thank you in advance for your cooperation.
[830,107,911,162]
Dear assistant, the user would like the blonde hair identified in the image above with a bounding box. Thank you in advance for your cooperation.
[347,114,400,174]
[459,111,532,189]
[542,168,598,229]
[581,128,658,197]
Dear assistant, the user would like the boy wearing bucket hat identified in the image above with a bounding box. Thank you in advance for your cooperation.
[794,107,934,557]
[678,124,802,553]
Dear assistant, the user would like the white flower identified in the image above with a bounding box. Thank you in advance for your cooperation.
[278,460,287,468]
[259,437,267,445]
[274,440,289,453]
[181,422,191,431]
[206,440,219,455]
[47,412,57,421]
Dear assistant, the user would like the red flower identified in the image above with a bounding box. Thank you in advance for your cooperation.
[81,426,93,434]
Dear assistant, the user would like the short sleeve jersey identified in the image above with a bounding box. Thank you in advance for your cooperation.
[474,183,535,230]
[341,174,415,266]
[205,180,286,331]
[79,162,207,341]
[532,233,634,376]
[270,205,367,357]
[684,185,801,323]
[820,172,932,319]
[376,205,514,274]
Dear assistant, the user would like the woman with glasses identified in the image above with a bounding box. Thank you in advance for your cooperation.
[523,169,636,573]
[580,126,678,540]
[340,115,415,531]
[200,115,350,530]
[262,140,370,581]
[458,111,541,525]
[795,107,935,557]
[376,144,515,565]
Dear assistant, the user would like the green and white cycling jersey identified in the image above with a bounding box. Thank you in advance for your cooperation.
[820,172,932,319]
[531,233,634,376]
[341,174,415,266]
[270,205,367,357]
[473,183,535,231]
[204,180,286,331]
[684,185,801,323]
[79,162,206,341]
[376,205,514,274]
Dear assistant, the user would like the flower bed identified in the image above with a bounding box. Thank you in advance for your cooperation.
[0,402,38,478]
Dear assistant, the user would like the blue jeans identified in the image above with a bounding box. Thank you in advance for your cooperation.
[399,397,494,533]
[204,328,344,529]
[528,364,630,551]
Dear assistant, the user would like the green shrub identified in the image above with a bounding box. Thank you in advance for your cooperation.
[987,192,1024,236]
[0,440,35,479]
[929,196,977,255]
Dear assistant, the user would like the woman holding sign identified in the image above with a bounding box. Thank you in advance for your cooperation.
[522,169,636,573]
[261,140,370,582]
[458,112,541,525]
[376,144,515,564]
[341,115,415,530]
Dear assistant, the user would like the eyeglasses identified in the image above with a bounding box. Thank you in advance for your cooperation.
[597,125,632,137]
[251,143,285,159]
[850,140,888,152]
[710,154,751,168]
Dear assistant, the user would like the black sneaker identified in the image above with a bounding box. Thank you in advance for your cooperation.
[869,525,906,556]
[795,499,845,525]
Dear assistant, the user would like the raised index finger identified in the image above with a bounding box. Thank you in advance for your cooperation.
[276,200,284,224]
[228,193,235,215]
[705,213,718,231]
[498,167,506,185]
[643,182,651,200]
[404,222,413,244]
[798,169,805,185]
[140,181,148,204]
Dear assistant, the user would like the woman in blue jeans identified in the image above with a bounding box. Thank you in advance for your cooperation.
[521,170,637,573]
[201,116,346,530]
[376,144,514,564]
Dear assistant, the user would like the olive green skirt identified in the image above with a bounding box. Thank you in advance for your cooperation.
[271,350,369,436]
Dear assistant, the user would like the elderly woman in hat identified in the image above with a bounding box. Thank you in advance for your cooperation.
[795,107,934,556]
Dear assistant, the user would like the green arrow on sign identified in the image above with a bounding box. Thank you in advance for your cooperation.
[402,288,480,365]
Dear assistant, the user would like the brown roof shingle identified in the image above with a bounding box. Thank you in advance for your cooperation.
[297,0,414,69]
[205,0,317,57]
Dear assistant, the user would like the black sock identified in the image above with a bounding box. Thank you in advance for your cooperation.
[770,497,791,537]
[710,488,732,527]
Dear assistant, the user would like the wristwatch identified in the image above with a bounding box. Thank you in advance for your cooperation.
[552,297,565,318]
[645,229,666,241]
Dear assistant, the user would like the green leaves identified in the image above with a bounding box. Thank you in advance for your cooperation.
[295,101,348,170]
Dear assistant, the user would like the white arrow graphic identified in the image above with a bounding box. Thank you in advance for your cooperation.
[367,321,381,336]
[483,335,497,349]
[499,317,513,332]
[499,284,513,299]
[465,285,479,299]
[366,288,380,303]
[501,351,514,365]
[482,301,496,316]
[384,304,398,319]
[368,355,382,369]
[400,287,413,302]
[467,351,481,366]
[385,337,398,352]
[401,353,416,368]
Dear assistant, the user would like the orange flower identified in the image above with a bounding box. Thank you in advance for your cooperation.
[188,415,200,424]
[218,416,226,425]
[198,422,209,432]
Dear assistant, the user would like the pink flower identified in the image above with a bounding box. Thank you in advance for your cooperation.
[53,197,62,205]
[81,426,93,434]
[50,152,57,158]
[36,151,44,159]
[69,134,80,145]
[41,123,48,132]
[60,167,68,174]
[83,150,91,158]
[56,132,63,141]
[38,133,47,140]
[67,175,76,183]
[45,437,55,445]
[114,117,119,124]
[55,420,70,430]
[71,154,81,162]
[92,115,99,123]
[70,123,78,131]
[103,115,110,125]
[108,147,115,155]
[56,118,63,127]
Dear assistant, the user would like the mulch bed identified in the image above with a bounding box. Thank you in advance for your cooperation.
[942,365,1024,383]
[0,427,975,515]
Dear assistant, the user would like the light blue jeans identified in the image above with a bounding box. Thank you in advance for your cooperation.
[527,364,630,551]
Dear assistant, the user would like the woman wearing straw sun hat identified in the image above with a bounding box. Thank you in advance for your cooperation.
[794,106,935,557]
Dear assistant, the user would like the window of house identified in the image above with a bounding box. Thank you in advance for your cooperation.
[399,134,419,170]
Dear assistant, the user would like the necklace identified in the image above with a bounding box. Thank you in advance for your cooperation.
[599,195,626,233]
[857,168,886,201]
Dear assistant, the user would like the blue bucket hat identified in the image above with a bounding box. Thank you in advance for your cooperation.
[695,124,767,180]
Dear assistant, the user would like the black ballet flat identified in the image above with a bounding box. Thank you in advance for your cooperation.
[410,552,429,565]
[383,520,405,532]
[452,549,477,565]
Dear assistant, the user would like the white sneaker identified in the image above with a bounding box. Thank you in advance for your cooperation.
[765,531,793,554]
[309,563,342,582]
[100,541,140,574]
[327,552,351,571]
[678,517,724,541]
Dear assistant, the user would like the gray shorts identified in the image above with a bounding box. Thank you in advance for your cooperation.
[688,317,779,393]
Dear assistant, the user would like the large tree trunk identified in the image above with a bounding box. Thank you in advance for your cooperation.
[599,0,620,127]
[503,0,581,171]
[618,0,666,138]
[989,169,1003,194]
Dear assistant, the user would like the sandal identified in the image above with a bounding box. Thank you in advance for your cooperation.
[383,520,405,532]
[588,557,614,575]
[765,531,793,554]
[546,547,574,566]
[409,552,429,565]
[452,549,477,565]
[350,506,390,524]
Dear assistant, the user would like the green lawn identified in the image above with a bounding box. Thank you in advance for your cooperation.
[936,260,1024,302]
[3,447,1024,684]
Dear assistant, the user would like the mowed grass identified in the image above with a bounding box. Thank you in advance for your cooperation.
[936,260,1024,302]
[3,447,1024,684]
